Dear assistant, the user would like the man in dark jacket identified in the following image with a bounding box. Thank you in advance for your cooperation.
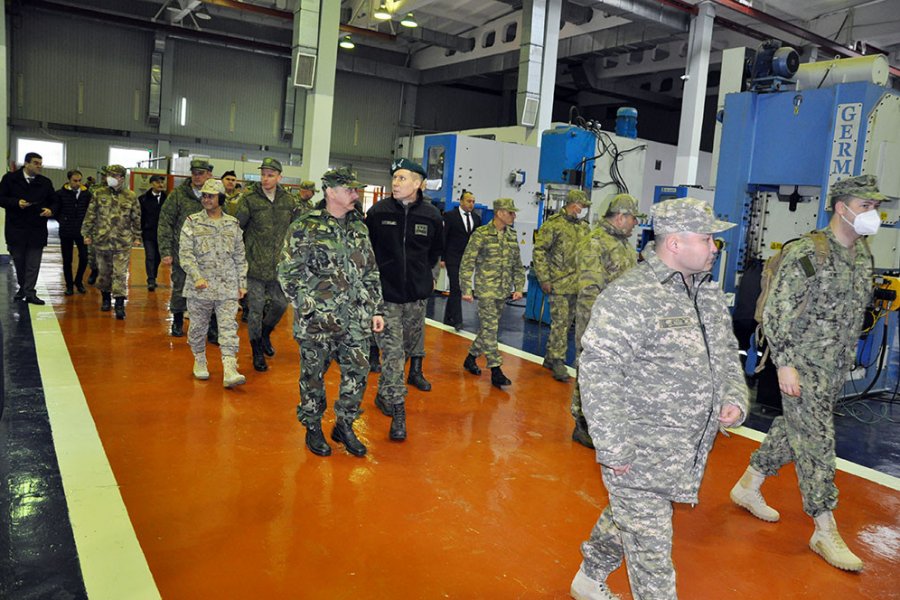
[55,169,92,295]
[139,174,167,291]
[365,158,443,441]
[0,152,59,304]
[441,190,481,329]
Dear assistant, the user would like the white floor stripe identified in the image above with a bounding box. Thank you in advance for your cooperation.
[427,318,900,491]
[30,286,160,599]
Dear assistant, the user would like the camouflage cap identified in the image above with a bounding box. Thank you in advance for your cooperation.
[827,174,888,209]
[607,193,646,218]
[299,180,319,192]
[106,164,127,176]
[189,158,213,172]
[566,189,591,207]
[259,157,283,173]
[652,197,735,235]
[493,197,519,212]
[97,165,108,175]
[391,157,426,178]
[322,167,364,189]
[200,179,225,196]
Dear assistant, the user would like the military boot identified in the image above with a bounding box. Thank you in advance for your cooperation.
[491,366,511,388]
[192,353,209,380]
[374,393,392,417]
[730,465,780,522]
[100,291,112,312]
[114,297,126,320]
[331,418,367,457]
[542,356,553,370]
[389,403,407,441]
[261,325,275,357]
[810,511,864,572]
[463,354,482,375]
[250,339,268,372]
[171,312,185,337]
[570,564,619,600]
[406,357,432,391]
[222,356,246,388]
[207,313,219,345]
[572,417,594,449]
[368,344,381,373]
[305,421,332,457]
[551,359,571,382]
[87,270,98,285]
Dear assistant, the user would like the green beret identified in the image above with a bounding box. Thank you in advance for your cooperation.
[391,157,426,178]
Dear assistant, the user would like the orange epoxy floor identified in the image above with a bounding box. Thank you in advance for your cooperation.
[45,254,899,599]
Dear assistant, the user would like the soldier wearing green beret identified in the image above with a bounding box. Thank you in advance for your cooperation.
[731,175,889,573]
[533,188,591,382]
[460,197,526,388]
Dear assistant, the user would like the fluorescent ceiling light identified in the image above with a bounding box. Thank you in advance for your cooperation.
[400,12,417,28]
[374,4,391,20]
[339,35,355,49]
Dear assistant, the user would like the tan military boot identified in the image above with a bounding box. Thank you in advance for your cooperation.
[222,356,246,388]
[809,511,863,572]
[570,564,619,600]
[730,465,780,522]
[193,353,209,380]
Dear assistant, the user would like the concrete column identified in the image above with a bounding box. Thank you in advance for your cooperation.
[520,0,562,147]
[536,0,561,144]
[398,83,418,160]
[157,34,175,163]
[1,6,9,259]
[298,0,339,181]
[674,0,714,185]
[710,46,747,187]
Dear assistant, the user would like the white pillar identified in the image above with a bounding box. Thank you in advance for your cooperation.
[710,46,747,187]
[299,0,339,181]
[1,4,9,259]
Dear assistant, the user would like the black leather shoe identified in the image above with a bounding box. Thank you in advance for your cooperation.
[148,281,157,292]
[171,312,185,337]
[331,419,367,457]
[406,357,432,391]
[64,286,74,296]
[463,354,482,375]
[374,393,392,417]
[261,327,275,357]
[572,417,595,449]
[14,290,25,301]
[368,344,381,373]
[87,271,98,285]
[25,295,46,306]
[251,339,268,372]
[101,292,112,312]
[75,283,87,294]
[389,403,407,441]
[491,366,511,388]
[305,423,332,457]
[114,297,126,320]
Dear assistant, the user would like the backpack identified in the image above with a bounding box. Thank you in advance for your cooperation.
[745,231,830,375]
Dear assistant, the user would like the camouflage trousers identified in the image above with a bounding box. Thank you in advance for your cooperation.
[581,491,676,600]
[169,262,187,313]
[750,366,843,517]
[88,243,98,271]
[570,295,596,420]
[376,299,426,404]
[246,277,288,341]
[187,298,240,357]
[95,248,131,297]
[546,293,576,361]
[469,297,507,368]
[297,334,369,425]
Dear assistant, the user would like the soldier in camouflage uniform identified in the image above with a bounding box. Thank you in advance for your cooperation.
[221,170,242,215]
[460,198,526,389]
[179,179,248,389]
[81,164,141,320]
[158,158,214,337]
[277,167,384,458]
[570,194,644,448]
[533,189,591,381]
[730,175,887,573]
[297,180,318,214]
[571,198,747,600]
[233,157,300,372]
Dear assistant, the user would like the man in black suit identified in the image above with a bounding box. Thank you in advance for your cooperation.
[138,174,167,291]
[0,152,59,304]
[442,190,481,329]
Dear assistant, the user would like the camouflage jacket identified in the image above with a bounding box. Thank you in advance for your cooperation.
[577,219,638,309]
[179,210,248,300]
[580,245,748,504]
[222,190,242,217]
[157,178,203,262]
[459,223,525,299]
[532,211,589,294]
[234,182,299,282]
[278,208,383,341]
[80,186,140,251]
[763,227,872,375]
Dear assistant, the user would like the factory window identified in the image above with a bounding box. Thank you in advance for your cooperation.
[659,78,673,92]
[503,23,517,43]
[482,30,496,48]
[109,146,152,169]
[16,138,65,169]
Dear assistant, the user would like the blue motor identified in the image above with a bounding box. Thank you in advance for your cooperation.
[615,107,638,139]
[747,39,799,92]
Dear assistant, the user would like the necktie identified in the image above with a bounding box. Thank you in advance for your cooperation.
[465,212,472,233]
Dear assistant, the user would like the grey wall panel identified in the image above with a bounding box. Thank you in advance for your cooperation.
[415,85,505,133]
[330,72,402,160]
[10,12,155,132]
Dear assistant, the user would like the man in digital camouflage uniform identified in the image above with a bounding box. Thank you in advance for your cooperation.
[278,167,384,458]
[158,158,214,337]
[297,180,318,213]
[570,198,747,600]
[730,174,887,573]
[533,189,591,381]
[233,157,300,372]
[460,197,526,389]
[179,178,248,389]
[81,164,141,320]
[570,194,643,448]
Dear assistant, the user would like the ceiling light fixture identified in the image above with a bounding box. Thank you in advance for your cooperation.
[400,12,417,28]
[195,4,212,20]
[339,35,355,49]
[373,4,391,20]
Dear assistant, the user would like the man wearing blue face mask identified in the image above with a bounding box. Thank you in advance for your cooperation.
[730,174,889,574]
